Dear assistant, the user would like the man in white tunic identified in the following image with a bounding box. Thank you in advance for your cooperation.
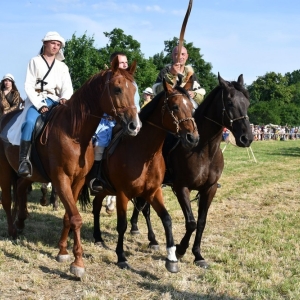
[7,31,73,177]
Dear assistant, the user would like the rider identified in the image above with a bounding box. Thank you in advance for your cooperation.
[7,31,73,177]
[152,45,206,105]
[89,52,141,192]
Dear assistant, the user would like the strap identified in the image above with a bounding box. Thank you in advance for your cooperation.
[36,56,55,92]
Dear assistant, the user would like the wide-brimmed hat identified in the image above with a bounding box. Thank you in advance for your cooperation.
[42,31,65,61]
[2,73,15,82]
[143,87,153,95]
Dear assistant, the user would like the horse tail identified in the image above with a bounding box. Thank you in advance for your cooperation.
[78,184,91,211]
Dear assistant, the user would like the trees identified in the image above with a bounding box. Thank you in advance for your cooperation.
[247,71,300,125]
[64,33,102,91]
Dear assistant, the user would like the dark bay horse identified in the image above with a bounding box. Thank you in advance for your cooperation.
[130,73,253,268]
[89,77,199,273]
[0,59,141,278]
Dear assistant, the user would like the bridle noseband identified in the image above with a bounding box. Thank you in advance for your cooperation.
[204,89,249,128]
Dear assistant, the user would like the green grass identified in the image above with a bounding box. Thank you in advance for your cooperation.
[0,140,300,299]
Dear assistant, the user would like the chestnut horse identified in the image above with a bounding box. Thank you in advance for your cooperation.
[88,78,199,273]
[0,59,141,278]
[129,73,253,268]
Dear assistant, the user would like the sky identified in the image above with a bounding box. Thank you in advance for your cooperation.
[1,0,300,98]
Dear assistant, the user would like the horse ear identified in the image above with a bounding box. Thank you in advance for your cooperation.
[218,72,229,90]
[237,74,244,86]
[111,56,119,72]
[163,78,174,94]
[128,60,137,75]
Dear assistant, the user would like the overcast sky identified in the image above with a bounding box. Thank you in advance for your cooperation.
[1,0,300,98]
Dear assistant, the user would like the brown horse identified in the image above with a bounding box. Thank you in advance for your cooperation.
[88,77,199,273]
[129,73,253,268]
[0,59,141,278]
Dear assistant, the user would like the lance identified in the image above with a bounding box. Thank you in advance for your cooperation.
[177,0,193,64]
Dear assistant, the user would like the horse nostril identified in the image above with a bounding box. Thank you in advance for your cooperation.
[128,122,137,131]
[187,133,199,145]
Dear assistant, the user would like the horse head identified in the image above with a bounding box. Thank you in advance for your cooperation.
[161,78,199,149]
[218,73,253,147]
[104,58,141,137]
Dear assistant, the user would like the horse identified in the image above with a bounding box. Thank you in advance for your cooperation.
[88,77,200,273]
[129,73,253,268]
[0,58,141,278]
[40,182,59,210]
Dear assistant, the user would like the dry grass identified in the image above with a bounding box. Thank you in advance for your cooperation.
[0,140,300,299]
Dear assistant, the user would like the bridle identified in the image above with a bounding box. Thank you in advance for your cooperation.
[148,93,197,137]
[204,89,249,129]
[90,71,137,121]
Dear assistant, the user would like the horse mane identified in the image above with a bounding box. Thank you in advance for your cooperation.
[66,68,135,137]
[194,80,249,121]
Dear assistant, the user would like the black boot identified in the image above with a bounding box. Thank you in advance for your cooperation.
[89,161,103,192]
[18,140,32,177]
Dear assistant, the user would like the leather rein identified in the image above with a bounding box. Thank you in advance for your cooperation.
[204,89,249,129]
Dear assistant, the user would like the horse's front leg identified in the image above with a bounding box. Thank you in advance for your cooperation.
[115,192,129,269]
[150,188,179,273]
[173,186,196,259]
[192,186,217,269]
[40,182,49,206]
[54,181,85,278]
[50,186,59,211]
[92,193,106,246]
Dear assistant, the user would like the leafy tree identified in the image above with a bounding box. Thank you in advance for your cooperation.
[285,70,300,85]
[64,32,102,90]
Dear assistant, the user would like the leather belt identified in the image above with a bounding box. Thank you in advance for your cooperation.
[35,89,53,95]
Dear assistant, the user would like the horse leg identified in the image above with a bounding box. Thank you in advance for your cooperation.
[150,188,179,273]
[173,186,197,259]
[14,178,31,233]
[0,167,17,238]
[192,187,216,269]
[50,186,59,211]
[105,195,116,215]
[92,194,106,246]
[54,180,85,278]
[130,197,160,250]
[40,183,49,206]
[115,192,130,269]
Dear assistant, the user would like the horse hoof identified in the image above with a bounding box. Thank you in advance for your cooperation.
[106,207,115,215]
[94,241,105,248]
[40,199,48,206]
[70,264,85,278]
[175,251,184,260]
[56,254,71,263]
[194,259,209,269]
[117,261,130,269]
[149,244,160,251]
[165,259,179,273]
[130,229,140,235]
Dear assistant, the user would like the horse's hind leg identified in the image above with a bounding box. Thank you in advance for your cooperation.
[50,186,59,211]
[149,188,179,273]
[173,186,197,259]
[40,183,49,206]
[92,194,106,246]
[130,197,159,250]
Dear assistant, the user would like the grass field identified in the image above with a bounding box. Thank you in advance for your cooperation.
[0,139,300,299]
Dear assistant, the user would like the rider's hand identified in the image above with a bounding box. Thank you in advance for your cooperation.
[59,98,67,104]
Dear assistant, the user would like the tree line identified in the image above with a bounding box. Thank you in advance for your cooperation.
[63,28,300,126]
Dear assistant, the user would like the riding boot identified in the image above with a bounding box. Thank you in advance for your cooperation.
[89,161,103,192]
[18,140,32,177]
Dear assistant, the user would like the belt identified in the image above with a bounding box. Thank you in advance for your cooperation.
[35,89,53,95]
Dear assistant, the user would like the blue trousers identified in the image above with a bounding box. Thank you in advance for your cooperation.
[21,98,57,141]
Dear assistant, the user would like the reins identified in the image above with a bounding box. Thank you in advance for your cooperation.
[204,89,249,128]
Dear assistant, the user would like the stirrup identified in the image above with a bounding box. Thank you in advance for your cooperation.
[18,160,33,178]
[89,178,103,193]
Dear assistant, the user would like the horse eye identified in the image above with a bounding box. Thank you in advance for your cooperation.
[114,87,122,94]
[172,104,179,112]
